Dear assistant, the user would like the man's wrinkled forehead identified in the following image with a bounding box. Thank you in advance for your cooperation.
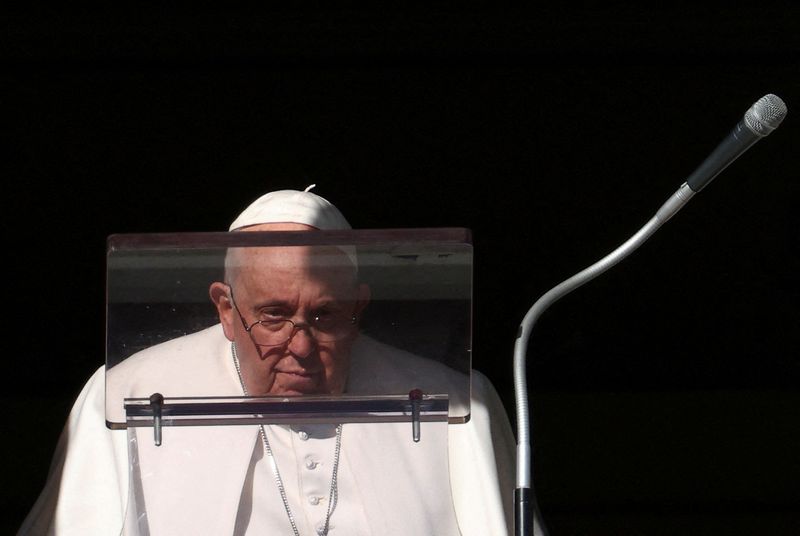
[225,245,358,287]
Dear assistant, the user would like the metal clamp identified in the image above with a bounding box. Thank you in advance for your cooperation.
[409,389,423,442]
[149,393,164,446]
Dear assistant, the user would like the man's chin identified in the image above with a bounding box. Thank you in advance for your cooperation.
[273,372,325,396]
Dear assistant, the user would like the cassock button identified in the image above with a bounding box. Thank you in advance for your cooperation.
[308,496,321,505]
[297,430,309,441]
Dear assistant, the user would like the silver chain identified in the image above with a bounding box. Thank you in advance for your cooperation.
[232,343,342,536]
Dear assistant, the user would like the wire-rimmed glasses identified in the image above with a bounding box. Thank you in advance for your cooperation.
[228,285,357,347]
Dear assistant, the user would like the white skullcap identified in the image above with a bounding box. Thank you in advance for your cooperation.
[229,185,351,231]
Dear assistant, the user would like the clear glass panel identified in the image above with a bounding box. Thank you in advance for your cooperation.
[106,229,472,426]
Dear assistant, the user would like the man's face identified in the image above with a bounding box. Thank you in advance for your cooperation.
[210,224,368,396]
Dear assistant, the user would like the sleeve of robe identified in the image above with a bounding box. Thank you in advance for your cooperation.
[17,366,130,536]
[449,369,516,536]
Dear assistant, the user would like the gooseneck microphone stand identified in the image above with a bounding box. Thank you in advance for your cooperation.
[512,94,787,536]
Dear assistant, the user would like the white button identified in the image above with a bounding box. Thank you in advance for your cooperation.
[305,457,318,469]
[297,430,309,440]
[308,496,320,505]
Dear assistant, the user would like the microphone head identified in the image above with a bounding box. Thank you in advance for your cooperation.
[744,94,788,137]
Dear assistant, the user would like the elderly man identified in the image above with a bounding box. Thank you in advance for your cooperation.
[20,188,517,536]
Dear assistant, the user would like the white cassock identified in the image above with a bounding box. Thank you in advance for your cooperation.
[19,325,516,536]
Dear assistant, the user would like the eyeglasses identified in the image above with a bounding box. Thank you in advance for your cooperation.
[228,286,357,347]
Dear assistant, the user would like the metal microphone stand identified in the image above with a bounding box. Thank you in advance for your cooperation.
[512,182,695,536]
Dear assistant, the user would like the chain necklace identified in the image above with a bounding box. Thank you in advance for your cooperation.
[232,343,342,536]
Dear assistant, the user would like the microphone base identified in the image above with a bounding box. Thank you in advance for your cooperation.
[514,487,533,536]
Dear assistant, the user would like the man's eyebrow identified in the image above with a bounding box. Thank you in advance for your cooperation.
[251,299,294,311]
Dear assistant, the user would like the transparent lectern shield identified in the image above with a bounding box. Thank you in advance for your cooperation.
[105,228,472,427]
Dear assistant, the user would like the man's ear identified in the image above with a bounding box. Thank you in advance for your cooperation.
[209,282,236,342]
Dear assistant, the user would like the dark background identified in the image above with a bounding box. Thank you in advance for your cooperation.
[5,6,799,535]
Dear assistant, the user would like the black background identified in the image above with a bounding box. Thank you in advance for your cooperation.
[5,6,800,535]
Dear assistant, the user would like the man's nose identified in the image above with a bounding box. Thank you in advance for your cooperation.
[287,325,315,358]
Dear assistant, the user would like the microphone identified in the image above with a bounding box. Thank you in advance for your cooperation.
[686,94,787,192]
[513,93,787,536]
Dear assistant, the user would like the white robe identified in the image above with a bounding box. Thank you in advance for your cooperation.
[19,326,517,536]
